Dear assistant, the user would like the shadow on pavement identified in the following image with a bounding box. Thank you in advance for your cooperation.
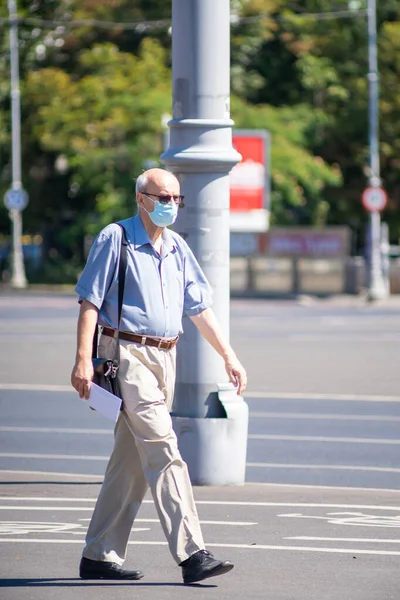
[0,578,217,588]
[0,481,102,486]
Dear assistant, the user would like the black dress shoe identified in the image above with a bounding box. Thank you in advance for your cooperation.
[180,550,234,584]
[79,556,144,580]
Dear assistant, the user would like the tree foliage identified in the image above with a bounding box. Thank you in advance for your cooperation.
[25,38,171,233]
[231,96,341,225]
[230,0,400,239]
[0,0,399,281]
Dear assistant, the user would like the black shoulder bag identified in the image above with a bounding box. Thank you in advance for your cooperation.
[91,224,127,399]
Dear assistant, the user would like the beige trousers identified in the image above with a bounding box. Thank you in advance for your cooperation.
[82,335,205,565]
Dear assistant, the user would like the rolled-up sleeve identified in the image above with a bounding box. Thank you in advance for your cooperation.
[182,244,213,316]
[75,225,119,309]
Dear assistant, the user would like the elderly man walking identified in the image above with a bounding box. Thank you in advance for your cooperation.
[71,168,247,584]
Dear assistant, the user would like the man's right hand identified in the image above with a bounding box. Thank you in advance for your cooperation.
[71,359,94,400]
[71,299,98,400]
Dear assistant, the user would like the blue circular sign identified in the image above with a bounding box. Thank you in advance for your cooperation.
[3,188,29,211]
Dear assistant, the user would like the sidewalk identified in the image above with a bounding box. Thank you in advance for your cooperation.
[295,292,400,308]
[2,283,400,308]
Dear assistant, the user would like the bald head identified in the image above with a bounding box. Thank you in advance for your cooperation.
[136,168,181,229]
[135,168,179,195]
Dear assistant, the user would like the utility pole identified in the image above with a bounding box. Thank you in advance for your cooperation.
[162,0,249,485]
[4,0,28,289]
[366,0,387,300]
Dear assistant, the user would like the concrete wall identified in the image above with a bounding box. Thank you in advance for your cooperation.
[230,256,400,296]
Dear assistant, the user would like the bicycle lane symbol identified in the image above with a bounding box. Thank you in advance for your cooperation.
[0,519,151,536]
[278,512,400,528]
[0,522,85,535]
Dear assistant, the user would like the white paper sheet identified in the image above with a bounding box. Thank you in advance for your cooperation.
[82,382,122,422]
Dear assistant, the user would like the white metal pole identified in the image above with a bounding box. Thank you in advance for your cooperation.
[162,0,248,485]
[8,0,27,289]
[366,0,386,300]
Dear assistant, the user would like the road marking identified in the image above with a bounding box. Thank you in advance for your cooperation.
[201,543,400,556]
[249,412,400,422]
[0,453,109,460]
[0,469,102,479]
[0,427,113,435]
[0,506,94,511]
[278,511,400,527]
[239,481,400,493]
[248,434,400,445]
[0,538,400,556]
[286,537,400,543]
[288,334,400,342]
[2,498,400,511]
[0,509,255,526]
[3,410,400,434]
[0,332,70,340]
[0,384,73,392]
[2,471,400,494]
[0,497,94,502]
[0,522,149,535]
[79,518,258,526]
[3,436,400,448]
[247,463,400,474]
[0,522,83,534]
[3,434,400,465]
[1,385,399,402]
[244,392,400,402]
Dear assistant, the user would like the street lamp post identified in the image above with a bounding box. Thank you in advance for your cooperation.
[366,0,387,300]
[5,0,28,289]
[162,0,249,485]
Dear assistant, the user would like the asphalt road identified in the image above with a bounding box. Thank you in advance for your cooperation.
[0,290,399,599]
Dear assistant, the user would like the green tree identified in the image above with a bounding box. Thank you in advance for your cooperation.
[232,0,400,242]
[0,0,172,257]
[231,95,342,225]
[1,0,400,283]
[25,38,171,247]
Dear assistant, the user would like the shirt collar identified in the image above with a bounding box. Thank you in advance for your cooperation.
[162,227,178,254]
[132,214,150,249]
[132,214,177,254]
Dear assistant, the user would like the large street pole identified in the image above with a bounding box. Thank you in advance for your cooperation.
[6,0,27,289]
[366,0,387,300]
[162,0,249,485]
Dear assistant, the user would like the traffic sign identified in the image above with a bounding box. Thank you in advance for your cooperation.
[3,188,29,211]
[361,186,387,212]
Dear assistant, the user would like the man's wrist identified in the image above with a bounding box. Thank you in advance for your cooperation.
[76,352,92,363]
[222,349,236,362]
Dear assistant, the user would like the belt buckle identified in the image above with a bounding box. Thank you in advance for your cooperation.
[158,338,164,349]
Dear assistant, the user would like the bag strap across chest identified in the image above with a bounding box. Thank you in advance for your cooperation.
[92,223,127,361]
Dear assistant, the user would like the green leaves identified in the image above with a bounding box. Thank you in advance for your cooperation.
[22,38,171,242]
[231,96,342,225]
[27,39,170,153]
[1,0,400,280]
[231,0,400,237]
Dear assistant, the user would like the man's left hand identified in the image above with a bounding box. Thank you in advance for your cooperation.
[224,355,247,395]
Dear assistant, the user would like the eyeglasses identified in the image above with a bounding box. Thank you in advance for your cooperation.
[142,192,185,205]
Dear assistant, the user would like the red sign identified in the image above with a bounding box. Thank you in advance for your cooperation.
[361,186,388,212]
[230,132,269,212]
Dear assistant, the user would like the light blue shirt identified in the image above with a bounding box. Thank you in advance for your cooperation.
[75,215,213,337]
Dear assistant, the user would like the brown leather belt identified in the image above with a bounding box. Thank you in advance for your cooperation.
[102,327,179,350]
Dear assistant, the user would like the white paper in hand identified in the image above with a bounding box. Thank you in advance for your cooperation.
[83,382,122,422]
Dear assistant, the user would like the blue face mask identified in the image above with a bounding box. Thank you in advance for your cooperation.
[142,195,178,227]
